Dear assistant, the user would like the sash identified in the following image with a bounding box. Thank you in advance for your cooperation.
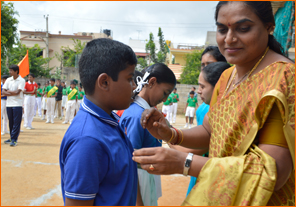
[68,88,77,100]
[47,86,58,98]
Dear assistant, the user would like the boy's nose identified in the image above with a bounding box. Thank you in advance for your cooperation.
[132,80,137,90]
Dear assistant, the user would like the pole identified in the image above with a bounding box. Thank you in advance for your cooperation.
[45,14,49,69]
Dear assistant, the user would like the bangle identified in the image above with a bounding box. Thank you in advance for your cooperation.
[171,127,180,145]
[167,128,175,143]
[178,129,184,145]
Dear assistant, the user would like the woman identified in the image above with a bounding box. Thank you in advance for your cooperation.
[133,1,294,206]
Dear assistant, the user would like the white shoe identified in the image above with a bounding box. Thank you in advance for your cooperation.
[189,124,192,129]
[62,121,68,124]
[41,117,45,120]
[51,121,54,124]
[184,123,188,128]
[170,121,173,125]
[26,127,32,130]
[4,131,9,134]
[20,130,24,132]
[45,120,50,124]
[1,132,5,135]
[59,117,62,120]
[24,125,28,128]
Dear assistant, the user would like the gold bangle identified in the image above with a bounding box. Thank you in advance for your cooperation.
[178,129,184,145]
[167,128,175,143]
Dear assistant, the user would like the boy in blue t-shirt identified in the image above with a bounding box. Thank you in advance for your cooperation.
[59,38,138,206]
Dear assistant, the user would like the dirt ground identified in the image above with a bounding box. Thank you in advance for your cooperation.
[1,113,193,206]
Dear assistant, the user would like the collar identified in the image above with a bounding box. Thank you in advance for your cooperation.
[81,96,120,127]
[134,96,151,110]
[28,81,35,84]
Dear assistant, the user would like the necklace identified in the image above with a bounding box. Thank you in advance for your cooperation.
[222,46,269,98]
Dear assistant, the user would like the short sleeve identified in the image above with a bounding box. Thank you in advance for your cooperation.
[120,115,144,149]
[2,79,8,90]
[187,99,189,103]
[63,137,108,200]
[18,79,25,91]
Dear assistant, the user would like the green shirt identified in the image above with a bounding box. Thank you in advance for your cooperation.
[46,85,57,96]
[62,88,67,95]
[170,93,179,103]
[163,96,172,106]
[67,88,78,100]
[78,91,85,100]
[187,97,198,107]
[37,88,43,97]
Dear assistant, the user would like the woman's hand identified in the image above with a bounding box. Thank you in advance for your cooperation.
[141,108,171,141]
[133,147,187,175]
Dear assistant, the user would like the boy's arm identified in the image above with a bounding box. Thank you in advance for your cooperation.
[65,198,94,206]
[136,180,144,206]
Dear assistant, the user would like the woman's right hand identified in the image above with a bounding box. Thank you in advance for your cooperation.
[141,108,171,141]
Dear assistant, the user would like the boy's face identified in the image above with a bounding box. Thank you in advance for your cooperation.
[28,75,34,82]
[1,79,6,84]
[9,69,18,76]
[50,81,55,86]
[70,84,75,89]
[190,94,194,98]
[109,64,136,110]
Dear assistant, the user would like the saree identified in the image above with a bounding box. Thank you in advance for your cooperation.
[183,61,295,206]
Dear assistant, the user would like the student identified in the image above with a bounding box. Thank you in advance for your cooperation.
[54,79,63,120]
[170,87,179,124]
[75,84,85,113]
[59,38,138,206]
[61,81,67,117]
[162,95,172,122]
[1,75,9,135]
[45,78,57,124]
[187,86,197,98]
[62,81,78,124]
[34,83,43,117]
[184,91,198,129]
[2,65,26,147]
[120,63,176,206]
[41,81,49,120]
[23,73,38,129]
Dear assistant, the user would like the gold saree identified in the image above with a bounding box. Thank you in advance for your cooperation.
[183,62,295,206]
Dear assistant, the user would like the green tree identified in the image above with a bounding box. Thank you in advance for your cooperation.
[156,27,168,63]
[61,39,86,67]
[1,1,19,73]
[8,42,53,77]
[136,56,148,71]
[145,32,156,65]
[180,49,203,85]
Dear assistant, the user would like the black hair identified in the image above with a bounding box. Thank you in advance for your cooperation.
[57,79,61,82]
[50,78,55,82]
[37,83,41,86]
[70,81,76,85]
[192,87,196,90]
[215,1,284,56]
[174,88,177,91]
[189,91,195,95]
[79,38,137,95]
[142,63,176,86]
[1,75,9,79]
[28,73,35,78]
[202,62,231,87]
[202,46,227,62]
[9,65,19,74]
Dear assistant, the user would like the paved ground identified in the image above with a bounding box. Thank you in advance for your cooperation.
[1,112,193,206]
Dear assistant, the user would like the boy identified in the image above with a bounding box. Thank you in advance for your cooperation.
[2,65,26,147]
[54,79,63,120]
[75,84,85,113]
[162,95,173,122]
[23,73,38,129]
[184,91,198,129]
[61,81,67,117]
[1,75,9,135]
[187,86,197,98]
[59,38,138,206]
[62,81,78,124]
[34,83,43,117]
[45,78,57,123]
[41,81,49,120]
[170,87,179,124]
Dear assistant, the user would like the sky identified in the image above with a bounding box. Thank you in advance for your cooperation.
[10,1,219,47]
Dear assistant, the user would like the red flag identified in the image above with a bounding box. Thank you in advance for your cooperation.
[18,50,30,78]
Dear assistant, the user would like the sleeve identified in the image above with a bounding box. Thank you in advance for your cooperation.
[120,115,145,149]
[18,79,25,91]
[63,137,109,200]
[187,98,189,103]
[2,79,8,90]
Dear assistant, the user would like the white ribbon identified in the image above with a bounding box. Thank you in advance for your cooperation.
[133,72,150,93]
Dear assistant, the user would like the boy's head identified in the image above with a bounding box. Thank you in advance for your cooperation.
[45,81,49,86]
[189,91,195,98]
[191,86,196,92]
[61,81,65,87]
[37,83,41,88]
[50,78,55,86]
[173,88,177,93]
[70,81,76,89]
[56,79,61,86]
[78,84,82,91]
[9,65,19,76]
[79,38,137,111]
[1,75,9,84]
[28,73,35,82]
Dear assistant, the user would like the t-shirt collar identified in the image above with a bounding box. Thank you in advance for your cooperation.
[134,95,151,110]
[81,96,120,126]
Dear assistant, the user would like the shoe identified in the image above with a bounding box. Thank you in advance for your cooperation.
[184,123,188,128]
[24,125,28,128]
[10,141,17,147]
[39,115,42,118]
[25,127,32,130]
[170,121,173,125]
[20,130,24,132]
[51,121,54,124]
[41,117,45,120]
[45,120,50,124]
[1,132,5,136]
[62,121,68,124]
[173,121,175,124]
[59,117,62,120]
[189,124,192,129]
[4,139,11,144]
[5,131,9,134]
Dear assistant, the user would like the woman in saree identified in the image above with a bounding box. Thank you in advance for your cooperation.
[132,1,295,206]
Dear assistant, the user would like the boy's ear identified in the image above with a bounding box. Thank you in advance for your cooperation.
[148,77,157,88]
[97,73,110,91]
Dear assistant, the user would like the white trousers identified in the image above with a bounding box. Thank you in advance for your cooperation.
[162,105,171,122]
[34,97,42,116]
[65,100,76,123]
[1,99,8,133]
[42,97,47,110]
[46,97,56,122]
[24,95,36,128]
[170,103,178,123]
[76,99,82,113]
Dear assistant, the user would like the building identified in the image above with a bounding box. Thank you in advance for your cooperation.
[20,30,112,72]
[205,31,217,47]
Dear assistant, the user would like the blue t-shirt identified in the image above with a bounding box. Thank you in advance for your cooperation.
[187,103,210,196]
[1,83,7,100]
[59,97,137,206]
[119,102,162,149]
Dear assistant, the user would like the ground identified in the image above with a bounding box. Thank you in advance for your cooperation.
[1,113,194,206]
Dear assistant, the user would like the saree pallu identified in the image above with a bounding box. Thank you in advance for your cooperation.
[183,62,295,206]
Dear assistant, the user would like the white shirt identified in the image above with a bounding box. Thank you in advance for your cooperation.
[3,75,25,107]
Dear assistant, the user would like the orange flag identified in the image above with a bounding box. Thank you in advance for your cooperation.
[18,50,30,78]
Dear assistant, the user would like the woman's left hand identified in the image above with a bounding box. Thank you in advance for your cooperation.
[132,147,187,175]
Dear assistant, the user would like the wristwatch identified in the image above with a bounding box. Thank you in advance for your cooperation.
[183,153,193,176]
